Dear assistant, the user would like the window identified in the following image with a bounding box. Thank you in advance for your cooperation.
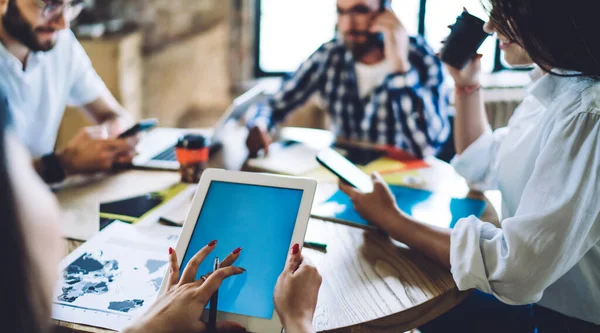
[256,0,505,77]
[424,0,496,73]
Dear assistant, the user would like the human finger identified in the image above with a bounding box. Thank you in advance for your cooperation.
[374,14,401,27]
[295,260,322,282]
[284,244,302,274]
[178,240,218,286]
[197,266,246,297]
[220,247,243,268]
[338,180,361,200]
[259,131,270,156]
[371,172,385,184]
[103,138,132,154]
[115,152,135,165]
[167,247,180,291]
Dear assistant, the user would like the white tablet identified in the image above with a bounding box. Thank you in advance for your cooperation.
[160,169,317,333]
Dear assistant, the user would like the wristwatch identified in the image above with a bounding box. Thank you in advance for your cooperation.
[41,152,66,184]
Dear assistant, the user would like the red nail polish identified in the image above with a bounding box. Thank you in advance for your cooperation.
[169,247,173,255]
[233,247,242,255]
[291,243,300,255]
[238,267,247,272]
[208,240,217,247]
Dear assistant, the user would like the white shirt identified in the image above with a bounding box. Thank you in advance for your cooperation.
[450,69,600,324]
[354,59,395,98]
[308,59,395,117]
[0,30,109,157]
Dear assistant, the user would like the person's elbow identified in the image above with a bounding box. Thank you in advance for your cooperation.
[490,283,543,306]
[486,265,547,305]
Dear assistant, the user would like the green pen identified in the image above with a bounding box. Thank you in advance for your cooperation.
[304,241,328,251]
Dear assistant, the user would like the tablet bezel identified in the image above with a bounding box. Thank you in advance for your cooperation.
[160,168,317,333]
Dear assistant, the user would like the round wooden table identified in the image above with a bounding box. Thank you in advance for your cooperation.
[304,158,500,333]
[54,141,499,333]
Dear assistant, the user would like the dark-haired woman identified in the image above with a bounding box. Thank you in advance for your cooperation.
[339,0,600,331]
[0,90,321,333]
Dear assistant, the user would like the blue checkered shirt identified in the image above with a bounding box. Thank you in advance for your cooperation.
[247,36,451,158]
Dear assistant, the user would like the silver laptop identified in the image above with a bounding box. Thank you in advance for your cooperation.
[131,86,266,170]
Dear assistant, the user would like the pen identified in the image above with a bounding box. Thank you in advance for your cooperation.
[304,241,327,252]
[208,257,219,333]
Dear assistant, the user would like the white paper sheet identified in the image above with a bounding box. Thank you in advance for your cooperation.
[52,221,180,331]
[247,142,321,175]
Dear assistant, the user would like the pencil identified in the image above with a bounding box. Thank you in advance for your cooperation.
[208,257,220,333]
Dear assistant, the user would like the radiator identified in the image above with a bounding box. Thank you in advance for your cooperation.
[483,87,524,130]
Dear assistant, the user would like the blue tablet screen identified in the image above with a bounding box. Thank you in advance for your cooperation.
[180,181,304,319]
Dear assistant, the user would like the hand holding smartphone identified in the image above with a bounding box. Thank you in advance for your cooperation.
[118,118,158,139]
[316,148,374,193]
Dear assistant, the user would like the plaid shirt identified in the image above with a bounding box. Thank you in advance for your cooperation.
[248,36,451,158]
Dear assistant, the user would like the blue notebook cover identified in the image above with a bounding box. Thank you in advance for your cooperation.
[312,185,486,229]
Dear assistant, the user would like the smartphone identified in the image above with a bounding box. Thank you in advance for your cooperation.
[379,0,389,13]
[316,148,374,193]
[118,118,158,138]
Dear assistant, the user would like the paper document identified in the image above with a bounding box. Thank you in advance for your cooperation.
[52,221,180,331]
[247,142,320,175]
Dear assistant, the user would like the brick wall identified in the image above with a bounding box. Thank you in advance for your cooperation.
[95,0,256,127]
[98,0,226,50]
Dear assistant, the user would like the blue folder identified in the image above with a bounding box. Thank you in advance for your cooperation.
[312,185,486,229]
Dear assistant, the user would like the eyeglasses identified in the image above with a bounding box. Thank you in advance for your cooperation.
[337,5,376,18]
[34,0,91,20]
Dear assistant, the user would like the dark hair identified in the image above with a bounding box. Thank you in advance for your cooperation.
[0,92,49,332]
[485,0,600,79]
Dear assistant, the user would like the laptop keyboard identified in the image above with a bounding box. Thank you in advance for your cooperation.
[152,146,177,162]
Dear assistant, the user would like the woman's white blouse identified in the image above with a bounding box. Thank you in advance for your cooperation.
[450,69,600,324]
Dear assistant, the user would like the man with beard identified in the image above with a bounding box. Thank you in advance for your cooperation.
[246,0,450,159]
[0,0,137,183]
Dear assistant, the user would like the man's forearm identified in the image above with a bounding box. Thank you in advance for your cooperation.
[84,95,130,124]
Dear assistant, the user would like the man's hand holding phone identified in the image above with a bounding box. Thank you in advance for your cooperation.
[57,125,135,175]
[370,9,411,73]
[246,125,272,158]
[56,118,156,175]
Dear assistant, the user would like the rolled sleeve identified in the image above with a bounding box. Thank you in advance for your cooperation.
[245,104,271,131]
[450,111,600,307]
[450,216,497,294]
[245,42,332,130]
[451,127,506,191]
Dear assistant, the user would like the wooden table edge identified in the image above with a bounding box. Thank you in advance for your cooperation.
[321,288,473,333]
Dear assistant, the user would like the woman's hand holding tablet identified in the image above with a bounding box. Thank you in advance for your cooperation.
[125,243,247,333]
[274,244,322,333]
[160,169,317,333]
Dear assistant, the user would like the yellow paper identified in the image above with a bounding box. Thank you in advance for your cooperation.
[382,170,426,186]
[362,157,407,174]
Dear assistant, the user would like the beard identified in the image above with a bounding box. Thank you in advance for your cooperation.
[343,31,381,59]
[2,0,57,52]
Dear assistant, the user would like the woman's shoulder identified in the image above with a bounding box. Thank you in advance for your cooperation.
[578,79,600,116]
[546,75,600,120]
[535,75,600,146]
